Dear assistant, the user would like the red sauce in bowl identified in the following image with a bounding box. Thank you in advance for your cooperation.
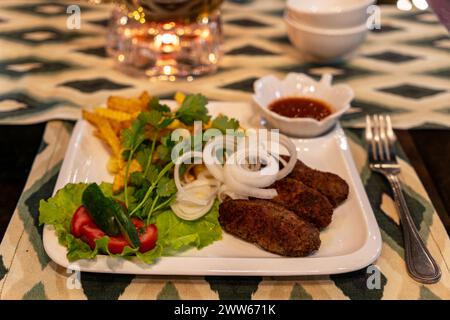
[268,97,332,121]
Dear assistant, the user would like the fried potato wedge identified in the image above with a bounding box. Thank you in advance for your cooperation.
[94,107,133,122]
[108,119,123,136]
[174,91,186,106]
[82,110,121,156]
[107,96,143,113]
[112,159,142,193]
[139,91,151,107]
[107,156,124,174]
[82,109,104,126]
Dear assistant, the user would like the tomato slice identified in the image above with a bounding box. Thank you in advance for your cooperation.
[80,223,105,249]
[132,218,158,253]
[80,224,129,254]
[71,206,157,254]
[107,236,130,254]
[71,206,94,238]
[138,224,158,253]
[131,217,144,229]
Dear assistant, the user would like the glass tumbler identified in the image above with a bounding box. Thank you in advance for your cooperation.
[107,0,224,79]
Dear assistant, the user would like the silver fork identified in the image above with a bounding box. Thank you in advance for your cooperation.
[366,115,441,284]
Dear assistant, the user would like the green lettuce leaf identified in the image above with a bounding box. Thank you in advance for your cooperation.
[152,200,221,251]
[39,182,222,264]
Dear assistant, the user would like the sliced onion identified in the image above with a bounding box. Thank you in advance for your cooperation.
[172,133,297,219]
[223,163,277,199]
[184,178,219,190]
[227,147,279,188]
[197,170,215,180]
[275,134,297,180]
[249,132,296,180]
[172,175,218,220]
[203,135,237,182]
[176,179,218,205]
[278,156,288,167]
[174,151,210,205]
[218,185,248,202]
[171,198,215,221]
[181,163,196,184]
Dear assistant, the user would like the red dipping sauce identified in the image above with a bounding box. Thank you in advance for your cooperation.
[268,97,332,121]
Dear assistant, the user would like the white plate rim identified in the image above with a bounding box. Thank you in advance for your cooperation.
[43,103,382,276]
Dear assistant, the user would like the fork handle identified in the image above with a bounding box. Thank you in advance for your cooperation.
[387,174,441,284]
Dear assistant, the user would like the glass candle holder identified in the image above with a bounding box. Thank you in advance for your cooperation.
[107,0,224,79]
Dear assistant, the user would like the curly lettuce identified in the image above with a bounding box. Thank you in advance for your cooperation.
[39,183,222,263]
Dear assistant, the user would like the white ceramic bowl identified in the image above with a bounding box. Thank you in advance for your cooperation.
[286,0,375,29]
[284,13,368,61]
[253,73,353,137]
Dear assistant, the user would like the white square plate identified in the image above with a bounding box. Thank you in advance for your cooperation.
[43,101,382,276]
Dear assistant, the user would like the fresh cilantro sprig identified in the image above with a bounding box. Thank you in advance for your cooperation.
[121,97,174,211]
[121,112,150,207]
[145,177,177,224]
[149,97,170,113]
[121,93,239,223]
[175,94,210,125]
[211,115,240,134]
[129,161,175,217]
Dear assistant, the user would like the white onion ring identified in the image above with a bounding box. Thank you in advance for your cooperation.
[197,170,215,180]
[176,179,219,205]
[223,163,278,199]
[276,155,288,168]
[181,163,195,184]
[218,185,248,202]
[171,198,215,221]
[275,134,297,180]
[227,147,279,188]
[174,151,210,205]
[246,132,296,180]
[202,135,237,182]
[172,132,297,220]
[184,178,220,189]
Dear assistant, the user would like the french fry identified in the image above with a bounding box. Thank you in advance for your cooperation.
[94,107,133,122]
[92,129,102,140]
[112,172,124,194]
[85,92,167,194]
[107,156,124,174]
[82,110,104,126]
[107,96,142,113]
[112,159,142,193]
[139,91,151,109]
[108,119,123,136]
[167,119,186,130]
[174,91,185,106]
[85,111,122,136]
[83,110,121,156]
[121,120,133,129]
[98,122,121,156]
[129,158,142,172]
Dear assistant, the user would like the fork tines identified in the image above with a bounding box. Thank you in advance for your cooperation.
[365,114,396,163]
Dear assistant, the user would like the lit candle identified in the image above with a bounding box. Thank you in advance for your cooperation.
[154,33,180,53]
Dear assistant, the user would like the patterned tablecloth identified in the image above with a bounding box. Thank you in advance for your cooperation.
[0,0,449,300]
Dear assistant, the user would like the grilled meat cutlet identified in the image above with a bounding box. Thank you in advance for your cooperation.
[282,156,349,207]
[219,199,321,257]
[270,178,334,228]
